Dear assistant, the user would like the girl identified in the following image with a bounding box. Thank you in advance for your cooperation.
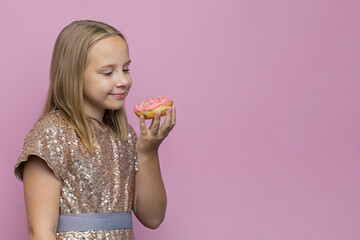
[14,20,176,240]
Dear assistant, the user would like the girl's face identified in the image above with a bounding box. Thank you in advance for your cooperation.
[83,35,132,121]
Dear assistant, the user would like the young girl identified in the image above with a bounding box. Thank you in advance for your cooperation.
[13,20,176,240]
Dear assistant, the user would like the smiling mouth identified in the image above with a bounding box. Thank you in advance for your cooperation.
[111,93,126,99]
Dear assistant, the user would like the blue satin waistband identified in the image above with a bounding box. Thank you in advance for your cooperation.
[56,212,132,232]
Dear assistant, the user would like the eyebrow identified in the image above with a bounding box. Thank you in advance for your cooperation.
[99,60,132,68]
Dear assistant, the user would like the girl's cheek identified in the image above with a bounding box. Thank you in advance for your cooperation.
[102,79,114,88]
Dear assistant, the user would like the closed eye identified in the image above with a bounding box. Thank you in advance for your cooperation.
[123,69,130,73]
[102,72,113,76]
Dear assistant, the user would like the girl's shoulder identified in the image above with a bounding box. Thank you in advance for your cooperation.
[15,111,72,183]
[29,111,73,137]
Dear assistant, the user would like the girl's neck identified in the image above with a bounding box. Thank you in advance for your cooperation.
[84,108,105,126]
[87,116,106,130]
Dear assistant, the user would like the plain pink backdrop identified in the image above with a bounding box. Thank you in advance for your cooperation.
[1,0,359,239]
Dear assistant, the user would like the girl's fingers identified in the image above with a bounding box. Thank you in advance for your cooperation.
[150,112,161,136]
[149,117,155,129]
[171,106,176,126]
[139,115,147,136]
[160,107,172,134]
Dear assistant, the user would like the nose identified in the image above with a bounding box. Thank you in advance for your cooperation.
[115,72,129,88]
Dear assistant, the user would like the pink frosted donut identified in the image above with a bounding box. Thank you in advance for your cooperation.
[134,96,173,119]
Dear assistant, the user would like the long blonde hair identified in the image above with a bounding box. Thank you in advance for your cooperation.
[41,20,129,151]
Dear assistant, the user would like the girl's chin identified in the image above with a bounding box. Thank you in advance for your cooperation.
[106,105,125,111]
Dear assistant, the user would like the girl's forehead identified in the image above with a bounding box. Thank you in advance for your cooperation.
[90,36,127,55]
[86,36,129,65]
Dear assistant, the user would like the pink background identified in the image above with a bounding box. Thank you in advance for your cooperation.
[1,0,359,239]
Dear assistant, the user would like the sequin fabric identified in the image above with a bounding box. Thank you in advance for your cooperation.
[14,111,138,240]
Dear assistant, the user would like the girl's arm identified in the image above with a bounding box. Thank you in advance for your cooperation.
[133,106,176,229]
[23,156,61,239]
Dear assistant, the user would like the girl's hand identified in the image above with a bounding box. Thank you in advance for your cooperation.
[136,106,176,157]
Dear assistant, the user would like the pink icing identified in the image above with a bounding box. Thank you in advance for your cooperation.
[134,96,172,113]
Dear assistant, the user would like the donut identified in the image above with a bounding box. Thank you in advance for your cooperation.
[134,96,173,119]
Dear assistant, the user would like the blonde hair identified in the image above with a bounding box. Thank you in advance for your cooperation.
[40,20,129,151]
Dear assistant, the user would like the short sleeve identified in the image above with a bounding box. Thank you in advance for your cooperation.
[127,124,138,173]
[14,116,68,184]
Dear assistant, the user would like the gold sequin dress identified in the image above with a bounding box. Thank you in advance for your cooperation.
[14,111,138,239]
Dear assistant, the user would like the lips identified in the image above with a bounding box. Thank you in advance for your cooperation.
[111,93,126,99]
